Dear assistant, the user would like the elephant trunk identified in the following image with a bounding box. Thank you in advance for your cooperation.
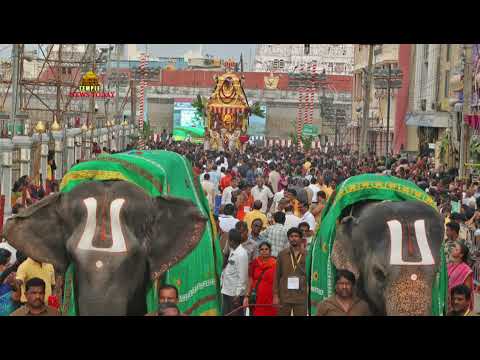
[74,266,149,316]
[384,268,433,316]
[78,295,129,316]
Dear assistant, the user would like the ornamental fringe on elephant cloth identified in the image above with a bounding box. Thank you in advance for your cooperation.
[307,174,448,316]
[59,150,223,316]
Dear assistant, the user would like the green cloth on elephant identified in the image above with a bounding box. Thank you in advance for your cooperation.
[60,150,223,316]
[307,174,448,316]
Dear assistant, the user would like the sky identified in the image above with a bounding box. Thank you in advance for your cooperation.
[146,44,257,59]
[146,44,257,70]
[1,43,258,68]
[1,44,256,59]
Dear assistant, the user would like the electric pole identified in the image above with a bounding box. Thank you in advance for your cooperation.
[459,44,473,179]
[334,108,339,150]
[56,44,62,124]
[10,44,20,137]
[114,44,121,122]
[104,44,112,120]
[89,44,96,144]
[130,78,136,131]
[359,44,374,157]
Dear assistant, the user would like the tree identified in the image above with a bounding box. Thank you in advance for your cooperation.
[142,121,153,140]
[128,122,153,145]
[288,120,315,150]
[249,102,265,118]
[191,94,208,126]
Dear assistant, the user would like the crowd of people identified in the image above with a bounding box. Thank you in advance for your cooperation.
[1,132,479,315]
[148,137,479,316]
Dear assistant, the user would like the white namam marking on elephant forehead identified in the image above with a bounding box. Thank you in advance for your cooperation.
[77,197,128,253]
[386,219,435,266]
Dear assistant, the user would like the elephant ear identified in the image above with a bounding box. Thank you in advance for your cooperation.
[3,193,69,273]
[147,195,207,280]
[331,216,360,279]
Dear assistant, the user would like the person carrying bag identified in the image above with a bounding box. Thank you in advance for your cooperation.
[243,242,277,316]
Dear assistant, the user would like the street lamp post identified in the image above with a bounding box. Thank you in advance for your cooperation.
[106,119,112,150]
[81,123,88,160]
[373,64,403,165]
[122,119,128,151]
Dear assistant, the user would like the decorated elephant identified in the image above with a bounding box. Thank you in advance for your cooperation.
[331,200,445,315]
[308,174,447,316]
[4,150,222,316]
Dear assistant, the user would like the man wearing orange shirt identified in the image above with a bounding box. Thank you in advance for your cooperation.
[220,169,233,193]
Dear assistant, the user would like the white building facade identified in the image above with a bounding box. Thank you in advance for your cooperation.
[254,44,354,75]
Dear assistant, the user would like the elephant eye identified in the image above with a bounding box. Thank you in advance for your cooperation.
[373,265,387,283]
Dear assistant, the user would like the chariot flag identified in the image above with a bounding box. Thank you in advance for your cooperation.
[60,150,222,316]
[307,174,447,316]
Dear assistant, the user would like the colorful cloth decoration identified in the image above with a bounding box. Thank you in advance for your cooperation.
[60,150,223,316]
[307,174,447,316]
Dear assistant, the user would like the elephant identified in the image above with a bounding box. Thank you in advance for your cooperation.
[331,200,444,316]
[4,179,206,316]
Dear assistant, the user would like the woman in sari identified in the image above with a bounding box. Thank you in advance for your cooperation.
[0,249,20,316]
[448,241,474,310]
[243,242,277,316]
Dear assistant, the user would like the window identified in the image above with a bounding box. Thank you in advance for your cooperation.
[359,73,363,98]
[304,44,310,55]
[273,59,278,69]
[446,44,451,62]
[423,44,429,61]
[421,99,427,111]
[62,67,67,74]
[355,72,363,99]
[444,70,450,97]
[279,59,284,68]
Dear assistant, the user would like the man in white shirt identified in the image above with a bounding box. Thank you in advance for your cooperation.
[201,173,216,210]
[251,176,274,213]
[299,201,316,242]
[221,229,249,316]
[216,154,229,170]
[462,190,476,210]
[218,204,239,233]
[268,163,281,194]
[270,188,285,214]
[284,204,301,231]
[308,177,321,204]
[473,183,480,199]
[221,177,239,206]
[208,165,221,189]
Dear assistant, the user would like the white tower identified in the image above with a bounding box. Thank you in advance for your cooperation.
[254,44,354,75]
[127,44,138,61]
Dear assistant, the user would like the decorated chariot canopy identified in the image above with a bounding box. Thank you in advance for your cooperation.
[205,70,251,151]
